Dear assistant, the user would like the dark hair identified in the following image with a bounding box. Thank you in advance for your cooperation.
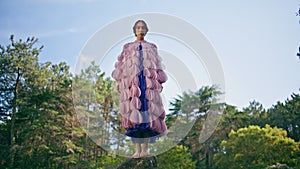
[132,20,149,36]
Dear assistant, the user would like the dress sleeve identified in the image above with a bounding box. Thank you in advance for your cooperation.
[157,69,167,84]
[111,44,127,81]
[152,44,168,84]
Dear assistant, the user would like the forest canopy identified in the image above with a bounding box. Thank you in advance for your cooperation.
[0,35,299,169]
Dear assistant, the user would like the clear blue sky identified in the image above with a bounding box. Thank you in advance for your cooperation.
[1,0,299,110]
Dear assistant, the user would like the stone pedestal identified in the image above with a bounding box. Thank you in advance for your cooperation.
[117,156,158,169]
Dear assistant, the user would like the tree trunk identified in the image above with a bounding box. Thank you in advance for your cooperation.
[10,67,20,168]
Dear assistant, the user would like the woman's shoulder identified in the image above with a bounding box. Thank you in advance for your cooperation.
[144,41,157,48]
[123,41,135,48]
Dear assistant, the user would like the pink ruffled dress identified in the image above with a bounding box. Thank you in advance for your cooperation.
[111,40,168,143]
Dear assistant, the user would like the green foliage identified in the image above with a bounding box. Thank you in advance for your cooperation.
[167,85,224,168]
[76,154,125,169]
[214,125,300,168]
[1,35,300,169]
[72,61,123,156]
[99,155,125,169]
[267,93,300,141]
[157,145,196,169]
[0,35,90,168]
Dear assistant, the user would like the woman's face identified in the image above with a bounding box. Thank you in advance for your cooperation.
[135,21,147,38]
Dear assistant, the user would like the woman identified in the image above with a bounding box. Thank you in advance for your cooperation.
[111,20,168,158]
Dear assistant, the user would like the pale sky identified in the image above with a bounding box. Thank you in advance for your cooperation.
[1,0,300,110]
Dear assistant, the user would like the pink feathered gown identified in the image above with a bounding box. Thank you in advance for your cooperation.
[111,40,168,142]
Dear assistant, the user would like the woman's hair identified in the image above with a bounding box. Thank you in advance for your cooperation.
[132,20,149,36]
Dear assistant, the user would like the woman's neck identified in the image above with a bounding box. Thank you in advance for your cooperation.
[136,38,144,42]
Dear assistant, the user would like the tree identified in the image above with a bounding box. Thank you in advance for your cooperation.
[0,35,88,168]
[267,93,300,141]
[214,125,300,168]
[157,145,196,169]
[94,66,124,154]
[167,85,224,168]
[0,35,42,167]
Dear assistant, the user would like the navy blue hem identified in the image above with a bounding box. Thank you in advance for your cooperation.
[126,123,160,143]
